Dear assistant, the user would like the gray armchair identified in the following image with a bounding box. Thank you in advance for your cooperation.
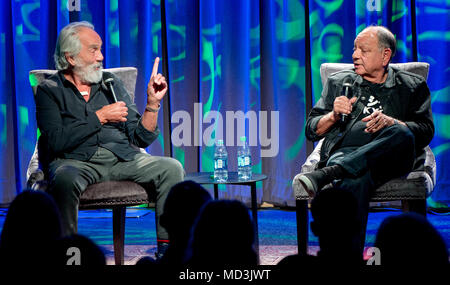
[27,67,152,265]
[292,62,436,255]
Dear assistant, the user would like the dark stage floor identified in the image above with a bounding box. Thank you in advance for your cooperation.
[0,207,448,265]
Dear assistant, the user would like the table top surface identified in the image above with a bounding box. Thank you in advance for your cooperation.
[185,172,267,184]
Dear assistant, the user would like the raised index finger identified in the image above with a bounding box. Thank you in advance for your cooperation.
[151,57,160,77]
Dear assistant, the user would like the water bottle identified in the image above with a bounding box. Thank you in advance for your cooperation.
[214,139,228,182]
[237,136,252,181]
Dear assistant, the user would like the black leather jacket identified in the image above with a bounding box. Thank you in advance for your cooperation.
[305,66,434,169]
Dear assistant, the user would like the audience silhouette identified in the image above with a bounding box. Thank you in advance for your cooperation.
[137,180,212,266]
[187,199,258,267]
[1,188,448,269]
[0,190,62,265]
[374,212,449,267]
[278,188,363,269]
[310,188,363,265]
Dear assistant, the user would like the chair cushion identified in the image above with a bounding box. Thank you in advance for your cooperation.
[79,181,151,210]
[293,171,432,201]
[371,172,432,201]
[29,179,151,209]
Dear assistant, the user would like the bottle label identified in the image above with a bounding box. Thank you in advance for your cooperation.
[238,156,251,167]
[244,156,250,166]
[215,159,227,170]
[238,156,244,167]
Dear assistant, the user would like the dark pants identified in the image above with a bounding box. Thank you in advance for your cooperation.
[326,124,416,256]
[47,147,185,240]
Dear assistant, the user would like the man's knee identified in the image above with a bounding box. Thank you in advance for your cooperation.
[388,124,415,148]
[49,165,87,195]
[371,124,416,181]
[160,157,185,180]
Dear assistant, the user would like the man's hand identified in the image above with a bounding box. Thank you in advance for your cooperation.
[315,96,357,136]
[95,101,128,124]
[362,110,395,133]
[146,57,167,109]
[333,96,358,121]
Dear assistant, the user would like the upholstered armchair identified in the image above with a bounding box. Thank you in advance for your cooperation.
[27,67,152,265]
[292,62,436,255]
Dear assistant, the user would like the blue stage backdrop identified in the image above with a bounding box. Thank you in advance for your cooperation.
[0,0,448,207]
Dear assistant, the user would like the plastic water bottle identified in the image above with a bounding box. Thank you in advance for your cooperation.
[214,139,228,182]
[237,136,252,181]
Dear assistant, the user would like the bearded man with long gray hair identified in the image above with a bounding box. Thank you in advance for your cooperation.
[35,21,184,259]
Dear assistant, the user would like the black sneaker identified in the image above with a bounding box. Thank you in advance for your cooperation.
[297,165,344,198]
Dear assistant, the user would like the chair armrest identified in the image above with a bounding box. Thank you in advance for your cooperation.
[293,139,324,200]
[300,139,324,174]
[423,145,436,185]
[26,144,42,182]
[27,170,47,190]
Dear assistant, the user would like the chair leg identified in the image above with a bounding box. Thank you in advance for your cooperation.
[296,200,309,256]
[113,207,126,265]
[401,199,427,216]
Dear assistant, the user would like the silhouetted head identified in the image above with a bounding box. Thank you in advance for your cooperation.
[310,188,362,263]
[159,180,212,265]
[311,188,360,239]
[0,190,62,264]
[160,180,212,242]
[189,200,257,266]
[375,212,449,267]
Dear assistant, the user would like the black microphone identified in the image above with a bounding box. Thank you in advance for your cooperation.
[103,77,118,103]
[340,78,353,123]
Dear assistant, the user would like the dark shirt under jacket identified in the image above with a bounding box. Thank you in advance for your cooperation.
[305,66,434,169]
[35,71,159,162]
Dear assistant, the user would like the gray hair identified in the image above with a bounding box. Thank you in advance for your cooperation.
[54,21,95,70]
[361,25,397,61]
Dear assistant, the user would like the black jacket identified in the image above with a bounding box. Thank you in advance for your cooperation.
[35,71,159,164]
[305,66,434,168]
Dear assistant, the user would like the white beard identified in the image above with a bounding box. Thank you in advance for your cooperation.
[73,58,103,84]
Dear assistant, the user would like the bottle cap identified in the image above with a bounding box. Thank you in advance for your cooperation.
[216,139,224,146]
[240,136,246,142]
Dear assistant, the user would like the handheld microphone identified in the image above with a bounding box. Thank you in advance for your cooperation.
[103,77,118,103]
[340,78,353,123]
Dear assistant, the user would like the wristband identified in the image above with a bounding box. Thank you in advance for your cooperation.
[146,103,161,112]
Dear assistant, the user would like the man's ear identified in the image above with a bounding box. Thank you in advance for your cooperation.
[382,48,392,66]
[65,52,76,67]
